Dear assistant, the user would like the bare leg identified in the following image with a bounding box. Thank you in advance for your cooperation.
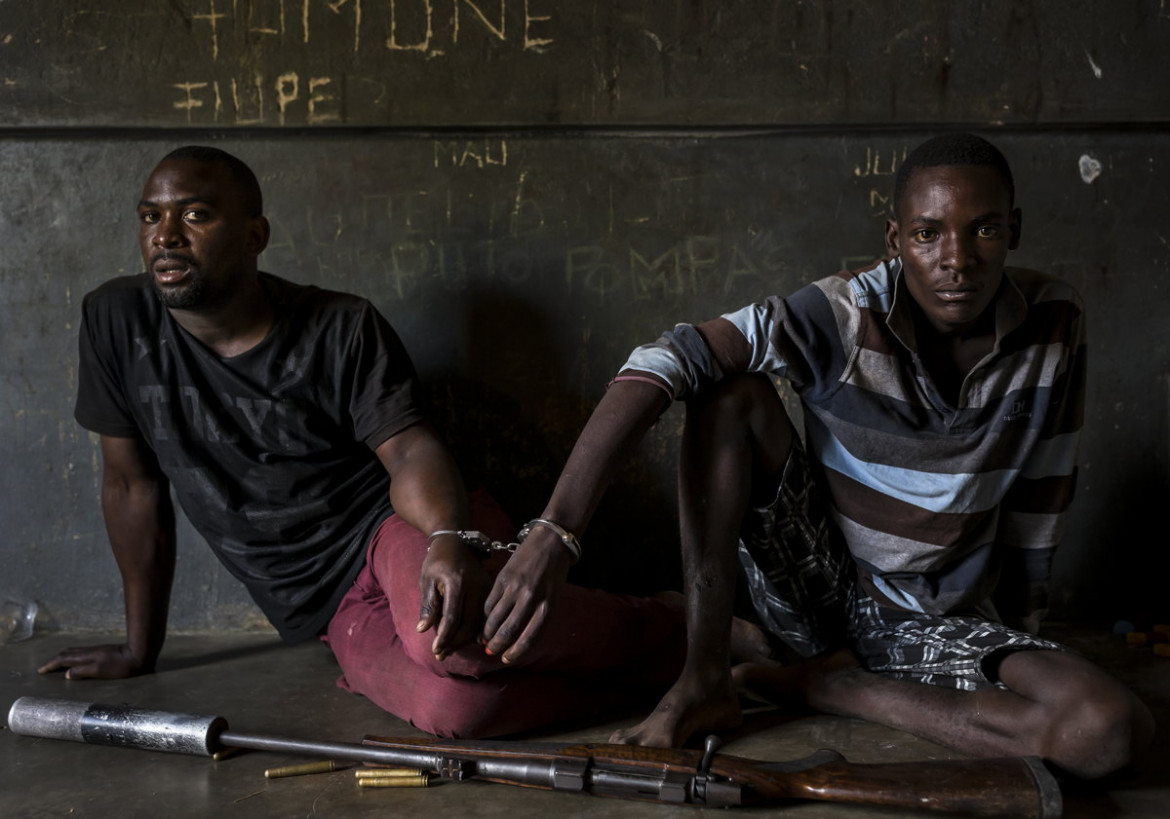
[735,648,1155,779]
[651,590,776,664]
[733,647,861,707]
[613,375,795,747]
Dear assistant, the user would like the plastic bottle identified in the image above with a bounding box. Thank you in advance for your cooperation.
[0,595,37,642]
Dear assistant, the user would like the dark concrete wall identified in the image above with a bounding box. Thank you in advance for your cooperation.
[2,1,1167,633]
[6,0,1170,127]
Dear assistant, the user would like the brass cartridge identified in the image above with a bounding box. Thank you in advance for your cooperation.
[355,767,426,779]
[356,773,430,788]
[264,760,339,778]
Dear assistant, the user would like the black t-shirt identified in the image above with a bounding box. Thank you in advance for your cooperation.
[75,273,424,643]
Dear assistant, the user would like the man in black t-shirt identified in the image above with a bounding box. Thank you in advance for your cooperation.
[38,146,702,738]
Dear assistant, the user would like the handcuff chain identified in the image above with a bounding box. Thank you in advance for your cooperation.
[427,529,518,555]
[476,534,520,554]
[428,520,580,564]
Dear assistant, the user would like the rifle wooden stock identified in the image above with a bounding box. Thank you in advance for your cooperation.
[363,735,1063,818]
[716,751,1062,817]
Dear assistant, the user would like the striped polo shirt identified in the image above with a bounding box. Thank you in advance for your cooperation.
[620,257,1086,622]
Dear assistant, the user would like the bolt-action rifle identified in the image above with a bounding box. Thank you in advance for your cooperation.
[7,697,1062,817]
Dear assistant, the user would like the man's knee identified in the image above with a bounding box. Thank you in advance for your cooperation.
[1002,651,1154,777]
[685,374,796,474]
[1053,676,1152,773]
[407,680,505,738]
[405,671,579,739]
[398,629,499,679]
[1046,680,1150,777]
[690,373,788,423]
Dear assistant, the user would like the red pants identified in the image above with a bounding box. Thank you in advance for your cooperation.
[324,491,686,738]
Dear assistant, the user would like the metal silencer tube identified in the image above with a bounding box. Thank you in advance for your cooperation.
[7,696,227,757]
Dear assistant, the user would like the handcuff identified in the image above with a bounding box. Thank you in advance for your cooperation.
[427,518,582,564]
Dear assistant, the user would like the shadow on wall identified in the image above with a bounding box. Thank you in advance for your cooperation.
[1082,460,1170,627]
[423,287,683,596]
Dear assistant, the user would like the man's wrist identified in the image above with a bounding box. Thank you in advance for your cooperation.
[122,641,157,673]
[517,518,582,564]
[424,530,475,563]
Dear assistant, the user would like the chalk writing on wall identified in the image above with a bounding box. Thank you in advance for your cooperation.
[853,146,907,217]
[172,73,343,125]
[171,0,557,124]
[191,0,554,55]
[269,207,780,307]
[433,140,509,169]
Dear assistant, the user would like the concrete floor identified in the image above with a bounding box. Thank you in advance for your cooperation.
[1,624,1166,818]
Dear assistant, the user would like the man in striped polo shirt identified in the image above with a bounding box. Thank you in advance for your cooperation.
[481,133,1153,778]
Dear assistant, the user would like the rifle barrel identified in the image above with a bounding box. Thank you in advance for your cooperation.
[218,731,448,772]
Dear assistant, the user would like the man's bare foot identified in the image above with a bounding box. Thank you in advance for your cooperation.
[732,648,863,710]
[652,590,776,664]
[610,671,743,747]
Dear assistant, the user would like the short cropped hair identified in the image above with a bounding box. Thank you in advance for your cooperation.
[893,133,1014,215]
[158,145,263,217]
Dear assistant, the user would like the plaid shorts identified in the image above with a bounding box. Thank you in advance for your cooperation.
[737,442,1070,691]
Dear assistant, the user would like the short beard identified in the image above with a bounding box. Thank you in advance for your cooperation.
[154,271,210,309]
